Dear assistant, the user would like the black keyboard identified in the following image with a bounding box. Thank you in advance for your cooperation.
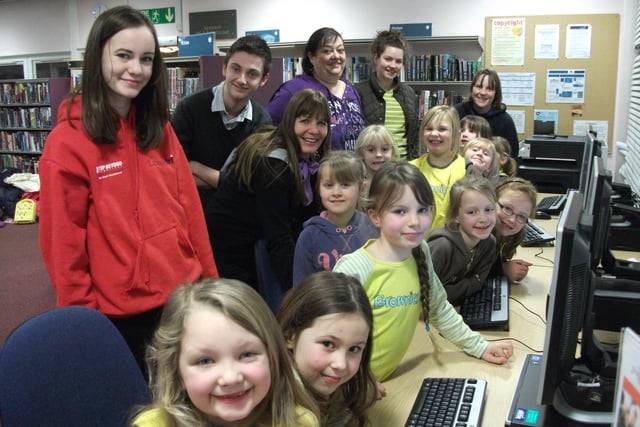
[405,377,487,427]
[459,276,509,330]
[536,194,566,214]
[521,220,555,247]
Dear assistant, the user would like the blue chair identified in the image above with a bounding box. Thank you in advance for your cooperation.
[0,306,151,427]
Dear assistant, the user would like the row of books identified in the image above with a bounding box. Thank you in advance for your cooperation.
[282,57,303,82]
[280,55,479,84]
[350,57,373,83]
[1,130,48,153]
[0,107,52,129]
[0,154,39,174]
[405,55,480,83]
[281,56,373,83]
[166,67,200,110]
[418,89,464,118]
[1,81,52,105]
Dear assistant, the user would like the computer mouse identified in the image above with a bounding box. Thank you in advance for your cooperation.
[535,210,551,220]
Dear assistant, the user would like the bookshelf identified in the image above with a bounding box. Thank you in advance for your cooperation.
[163,54,285,108]
[161,36,482,113]
[269,36,482,87]
[165,56,201,111]
[0,77,70,173]
[267,36,483,115]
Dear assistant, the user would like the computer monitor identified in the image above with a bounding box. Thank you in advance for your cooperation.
[577,131,602,200]
[582,154,613,270]
[537,190,617,424]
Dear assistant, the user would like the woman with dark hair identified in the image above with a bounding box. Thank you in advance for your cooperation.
[207,89,331,292]
[454,68,519,158]
[38,5,218,374]
[267,27,365,151]
[355,30,419,160]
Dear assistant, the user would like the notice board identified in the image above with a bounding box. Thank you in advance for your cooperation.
[485,14,619,149]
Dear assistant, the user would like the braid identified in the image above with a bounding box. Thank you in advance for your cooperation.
[412,245,431,328]
[413,243,442,354]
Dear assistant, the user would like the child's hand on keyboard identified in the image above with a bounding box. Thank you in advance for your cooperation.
[503,259,533,282]
[481,341,513,364]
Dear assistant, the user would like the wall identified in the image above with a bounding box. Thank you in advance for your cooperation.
[0,0,633,178]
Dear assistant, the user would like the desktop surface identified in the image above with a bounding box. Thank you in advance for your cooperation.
[367,233,553,426]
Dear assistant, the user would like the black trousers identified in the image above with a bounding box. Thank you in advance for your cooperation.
[109,306,163,381]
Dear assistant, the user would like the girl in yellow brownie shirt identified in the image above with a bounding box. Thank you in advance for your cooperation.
[410,105,468,235]
[333,161,512,382]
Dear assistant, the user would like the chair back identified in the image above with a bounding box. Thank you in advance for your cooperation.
[0,306,151,427]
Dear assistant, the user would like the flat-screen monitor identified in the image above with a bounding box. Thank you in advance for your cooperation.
[583,154,612,270]
[537,190,617,424]
[578,131,602,201]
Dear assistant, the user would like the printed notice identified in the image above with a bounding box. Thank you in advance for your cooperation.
[546,69,585,104]
[534,24,559,59]
[508,110,525,134]
[566,24,592,59]
[534,110,559,134]
[573,120,608,148]
[499,72,536,106]
[613,328,640,427]
[491,17,526,66]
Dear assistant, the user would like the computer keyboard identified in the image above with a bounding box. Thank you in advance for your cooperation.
[536,194,567,214]
[521,220,556,247]
[405,377,487,427]
[459,276,509,330]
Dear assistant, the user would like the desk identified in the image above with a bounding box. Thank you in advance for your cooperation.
[367,219,559,426]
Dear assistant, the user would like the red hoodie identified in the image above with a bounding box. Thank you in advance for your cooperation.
[39,97,218,316]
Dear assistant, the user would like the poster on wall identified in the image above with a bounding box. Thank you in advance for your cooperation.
[508,110,525,134]
[189,10,237,39]
[566,24,592,59]
[533,110,559,135]
[573,120,608,147]
[534,24,559,59]
[499,72,535,106]
[546,69,585,103]
[491,17,526,66]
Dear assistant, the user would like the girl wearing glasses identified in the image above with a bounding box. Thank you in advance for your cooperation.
[492,177,538,282]
[427,175,497,305]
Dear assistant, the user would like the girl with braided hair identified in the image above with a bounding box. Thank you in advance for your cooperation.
[333,161,512,382]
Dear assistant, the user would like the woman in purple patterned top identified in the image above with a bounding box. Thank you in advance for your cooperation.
[268,27,366,151]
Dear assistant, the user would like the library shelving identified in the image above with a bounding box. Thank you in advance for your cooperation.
[0,77,70,173]
[164,54,284,108]
[165,56,201,111]
[162,35,483,113]
[267,35,483,86]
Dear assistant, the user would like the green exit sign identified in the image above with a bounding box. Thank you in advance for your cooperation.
[140,7,175,24]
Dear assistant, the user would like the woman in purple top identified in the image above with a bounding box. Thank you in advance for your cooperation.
[268,27,366,151]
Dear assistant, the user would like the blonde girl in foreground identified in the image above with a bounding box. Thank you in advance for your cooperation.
[133,278,319,427]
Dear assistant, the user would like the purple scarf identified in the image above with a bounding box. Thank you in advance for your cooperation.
[299,159,319,206]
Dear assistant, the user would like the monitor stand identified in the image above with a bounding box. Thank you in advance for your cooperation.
[552,364,614,425]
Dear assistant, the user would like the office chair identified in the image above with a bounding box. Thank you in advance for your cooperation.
[0,306,151,427]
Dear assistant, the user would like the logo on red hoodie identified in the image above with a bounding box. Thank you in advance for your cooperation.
[96,161,123,180]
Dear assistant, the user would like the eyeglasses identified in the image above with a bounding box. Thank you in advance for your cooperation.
[497,202,529,224]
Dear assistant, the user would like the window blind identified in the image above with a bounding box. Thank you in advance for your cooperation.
[620,0,640,202]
